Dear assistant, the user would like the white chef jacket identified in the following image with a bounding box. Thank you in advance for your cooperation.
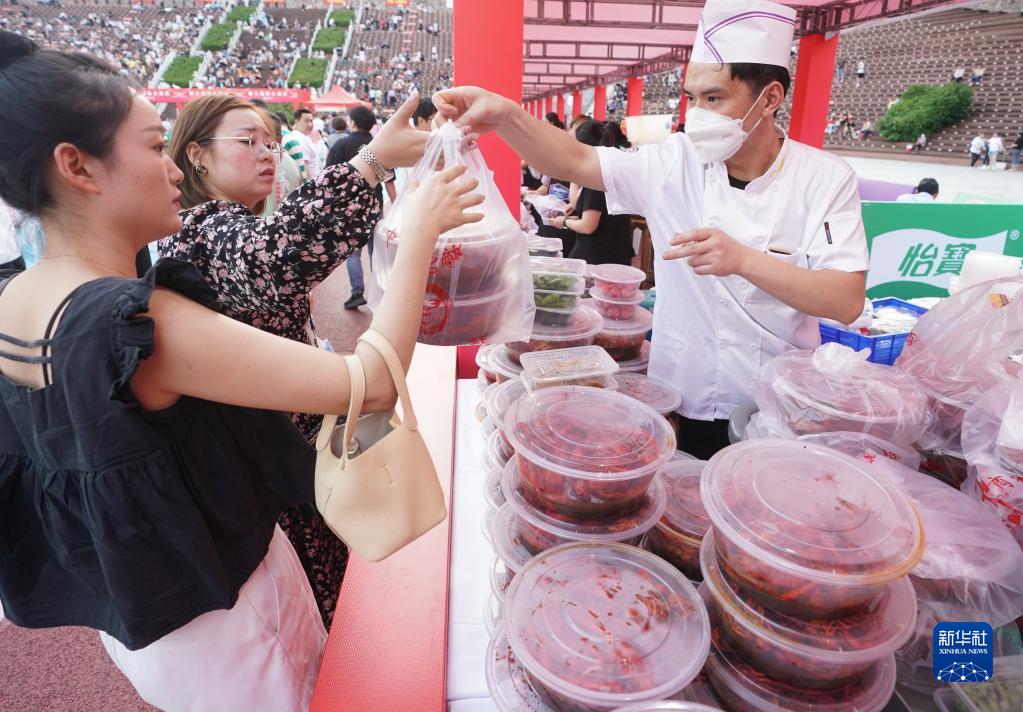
[596,132,869,421]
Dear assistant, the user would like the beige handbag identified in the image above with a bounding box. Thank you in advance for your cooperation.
[314,329,447,562]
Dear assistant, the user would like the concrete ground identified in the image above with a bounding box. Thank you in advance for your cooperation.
[839,152,1023,203]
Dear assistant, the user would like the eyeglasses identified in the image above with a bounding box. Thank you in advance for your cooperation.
[199,134,282,159]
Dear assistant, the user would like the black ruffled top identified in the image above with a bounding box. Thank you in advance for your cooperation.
[0,260,315,650]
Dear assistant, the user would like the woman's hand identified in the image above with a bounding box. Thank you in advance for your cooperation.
[432,86,515,134]
[402,164,484,241]
[367,92,430,169]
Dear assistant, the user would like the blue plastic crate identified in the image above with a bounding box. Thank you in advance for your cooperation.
[818,298,929,366]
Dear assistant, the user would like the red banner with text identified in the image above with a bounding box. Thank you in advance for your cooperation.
[141,87,312,106]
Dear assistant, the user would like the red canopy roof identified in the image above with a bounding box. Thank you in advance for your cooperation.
[305,86,371,110]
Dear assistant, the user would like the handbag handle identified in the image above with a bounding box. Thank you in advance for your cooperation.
[338,353,366,462]
[357,329,420,432]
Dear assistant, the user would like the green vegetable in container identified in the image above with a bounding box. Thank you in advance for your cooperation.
[533,273,578,291]
[534,292,578,310]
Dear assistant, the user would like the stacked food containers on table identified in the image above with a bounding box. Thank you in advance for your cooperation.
[586,264,652,364]
[487,542,711,711]
[642,460,710,583]
[694,440,922,711]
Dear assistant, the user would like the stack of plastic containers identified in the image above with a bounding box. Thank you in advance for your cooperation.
[696,440,923,711]
[487,386,677,612]
[527,236,564,258]
[642,460,710,582]
[482,377,528,479]
[505,304,604,366]
[531,257,588,327]
[584,263,652,365]
[520,346,619,391]
[614,372,682,417]
[486,542,711,711]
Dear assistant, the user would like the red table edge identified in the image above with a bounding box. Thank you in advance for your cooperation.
[311,345,460,712]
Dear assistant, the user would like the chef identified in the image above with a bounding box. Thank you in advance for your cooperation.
[435,0,869,459]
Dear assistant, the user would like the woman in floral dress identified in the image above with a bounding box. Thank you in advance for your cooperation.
[160,93,432,628]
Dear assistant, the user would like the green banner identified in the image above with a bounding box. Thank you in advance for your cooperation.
[862,203,1023,299]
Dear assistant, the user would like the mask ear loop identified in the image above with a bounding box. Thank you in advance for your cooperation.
[740,86,771,137]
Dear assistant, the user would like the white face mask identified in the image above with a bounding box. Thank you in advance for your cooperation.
[684,87,768,163]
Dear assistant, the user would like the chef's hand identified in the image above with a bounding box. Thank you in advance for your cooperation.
[663,228,755,277]
[432,85,516,134]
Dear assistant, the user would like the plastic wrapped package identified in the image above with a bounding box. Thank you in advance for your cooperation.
[895,277,1023,452]
[962,379,1023,544]
[370,122,534,346]
[811,437,1023,673]
[750,343,932,449]
[525,194,569,225]
[798,432,922,471]
[520,203,538,234]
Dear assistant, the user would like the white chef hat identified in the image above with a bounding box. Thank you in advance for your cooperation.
[691,0,798,68]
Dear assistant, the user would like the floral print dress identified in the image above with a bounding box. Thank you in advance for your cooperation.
[159,162,381,629]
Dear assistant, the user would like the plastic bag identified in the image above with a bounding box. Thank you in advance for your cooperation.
[895,277,1023,453]
[519,203,538,235]
[798,431,921,471]
[369,122,534,346]
[962,379,1023,544]
[524,194,569,227]
[805,433,1023,668]
[749,342,932,449]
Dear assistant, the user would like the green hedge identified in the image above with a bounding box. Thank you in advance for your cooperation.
[201,22,237,51]
[877,83,974,142]
[267,103,295,126]
[329,9,354,27]
[289,58,328,89]
[226,5,257,22]
[312,27,346,52]
[162,55,203,87]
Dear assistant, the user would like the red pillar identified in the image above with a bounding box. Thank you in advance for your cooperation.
[454,0,523,212]
[626,76,644,117]
[544,95,553,116]
[593,85,607,121]
[788,33,838,149]
[677,65,689,126]
[556,94,566,123]
[571,90,582,119]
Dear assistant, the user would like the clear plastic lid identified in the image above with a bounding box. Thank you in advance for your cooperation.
[504,542,710,707]
[701,440,925,584]
[502,458,666,543]
[533,273,585,295]
[589,263,646,287]
[505,386,677,482]
[590,285,645,306]
[484,594,503,638]
[484,377,528,430]
[700,532,917,662]
[492,503,533,573]
[613,702,722,712]
[485,466,507,511]
[531,256,588,277]
[520,346,620,390]
[950,654,1023,710]
[476,343,502,373]
[657,460,710,539]
[490,346,525,380]
[527,237,564,256]
[487,429,512,469]
[615,373,682,416]
[583,300,652,336]
[617,341,652,373]
[527,304,603,342]
[486,625,557,712]
[491,557,513,600]
[705,636,897,712]
[483,504,498,545]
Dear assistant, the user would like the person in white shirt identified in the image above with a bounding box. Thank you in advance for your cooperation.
[970,134,987,168]
[435,0,868,458]
[282,108,321,180]
[988,133,1005,167]
[896,178,939,202]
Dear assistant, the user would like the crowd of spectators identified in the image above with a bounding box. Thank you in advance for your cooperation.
[0,4,211,84]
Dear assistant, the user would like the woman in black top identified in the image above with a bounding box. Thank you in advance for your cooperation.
[548,120,635,266]
[0,33,482,710]
[158,94,424,628]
